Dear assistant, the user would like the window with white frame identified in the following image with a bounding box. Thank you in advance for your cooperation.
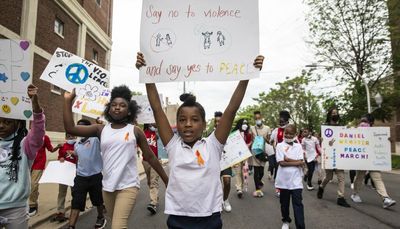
[50,85,62,95]
[54,18,64,37]
[92,49,99,63]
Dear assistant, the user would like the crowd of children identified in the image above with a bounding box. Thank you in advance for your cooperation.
[0,53,397,229]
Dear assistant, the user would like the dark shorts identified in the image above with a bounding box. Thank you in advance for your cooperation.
[167,212,222,229]
[220,167,232,177]
[71,173,103,211]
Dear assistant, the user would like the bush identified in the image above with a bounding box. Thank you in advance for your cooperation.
[392,154,400,170]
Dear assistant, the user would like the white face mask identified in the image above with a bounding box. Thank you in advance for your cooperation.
[284,137,295,144]
[255,120,262,126]
[67,140,76,145]
[149,126,157,132]
[241,124,248,131]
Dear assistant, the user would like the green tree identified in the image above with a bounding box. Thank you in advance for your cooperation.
[306,0,395,122]
[238,72,324,132]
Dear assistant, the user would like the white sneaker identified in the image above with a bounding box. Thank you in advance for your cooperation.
[306,185,314,191]
[351,194,362,203]
[282,222,290,229]
[351,183,354,190]
[222,200,232,212]
[383,197,396,209]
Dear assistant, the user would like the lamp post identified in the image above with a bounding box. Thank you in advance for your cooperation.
[305,64,383,113]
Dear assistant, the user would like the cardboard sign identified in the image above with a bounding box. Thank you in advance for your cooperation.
[220,130,253,170]
[40,48,109,92]
[0,39,33,120]
[140,0,260,83]
[39,161,76,186]
[321,126,391,171]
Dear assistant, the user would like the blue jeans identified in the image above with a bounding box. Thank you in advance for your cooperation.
[280,189,305,229]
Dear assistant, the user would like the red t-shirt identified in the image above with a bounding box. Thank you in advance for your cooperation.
[32,135,55,170]
[58,142,77,164]
[277,127,284,143]
[143,129,158,161]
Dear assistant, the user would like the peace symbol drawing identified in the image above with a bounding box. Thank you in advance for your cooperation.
[324,128,333,138]
[65,63,89,84]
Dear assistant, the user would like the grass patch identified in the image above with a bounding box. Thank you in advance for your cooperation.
[392,154,400,170]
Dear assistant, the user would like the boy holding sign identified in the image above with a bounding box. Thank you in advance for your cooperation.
[136,52,264,228]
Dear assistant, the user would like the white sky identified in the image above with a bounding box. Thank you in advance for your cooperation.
[110,0,314,120]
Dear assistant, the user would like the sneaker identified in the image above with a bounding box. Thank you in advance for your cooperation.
[350,183,354,190]
[306,184,314,191]
[282,222,290,229]
[275,188,280,198]
[337,197,351,208]
[253,190,264,197]
[317,187,324,199]
[28,207,37,217]
[383,197,396,209]
[268,174,272,180]
[95,217,107,229]
[351,194,362,203]
[237,190,243,199]
[222,200,232,212]
[51,212,67,222]
[147,204,157,215]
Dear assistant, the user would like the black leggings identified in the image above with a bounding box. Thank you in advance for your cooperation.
[350,170,356,184]
[253,166,264,190]
[306,161,316,186]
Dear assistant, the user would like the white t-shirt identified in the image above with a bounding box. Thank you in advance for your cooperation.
[265,143,275,156]
[100,124,140,192]
[301,136,319,162]
[275,141,304,190]
[164,132,224,217]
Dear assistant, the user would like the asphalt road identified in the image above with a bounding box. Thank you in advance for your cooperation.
[74,170,399,229]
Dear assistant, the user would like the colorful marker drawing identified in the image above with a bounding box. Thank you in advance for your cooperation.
[65,63,89,84]
[0,73,8,83]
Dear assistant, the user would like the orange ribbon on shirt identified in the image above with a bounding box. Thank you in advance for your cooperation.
[124,132,129,141]
[195,150,204,166]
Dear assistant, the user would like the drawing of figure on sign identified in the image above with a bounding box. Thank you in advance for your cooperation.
[217,31,225,46]
[150,30,176,53]
[202,31,213,49]
[155,33,163,47]
[165,34,172,46]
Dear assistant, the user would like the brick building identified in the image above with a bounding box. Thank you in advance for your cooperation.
[0,0,113,138]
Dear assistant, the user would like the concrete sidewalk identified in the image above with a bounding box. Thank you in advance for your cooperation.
[28,156,146,229]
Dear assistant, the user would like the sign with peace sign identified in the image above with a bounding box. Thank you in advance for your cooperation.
[40,48,110,92]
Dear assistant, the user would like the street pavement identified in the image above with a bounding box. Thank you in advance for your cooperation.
[71,171,399,229]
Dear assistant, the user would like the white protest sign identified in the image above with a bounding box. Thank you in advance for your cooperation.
[140,0,259,83]
[40,48,109,92]
[0,39,33,120]
[321,126,391,171]
[73,86,110,119]
[132,94,163,124]
[39,161,76,186]
[220,130,253,170]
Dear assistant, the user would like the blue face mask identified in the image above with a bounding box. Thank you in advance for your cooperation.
[67,140,76,145]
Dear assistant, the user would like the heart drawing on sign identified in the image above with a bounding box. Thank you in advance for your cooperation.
[10,97,19,105]
[20,41,30,50]
[23,110,32,118]
[20,72,30,81]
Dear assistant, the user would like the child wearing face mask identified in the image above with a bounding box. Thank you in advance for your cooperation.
[52,133,77,222]
[136,52,264,228]
[350,114,396,209]
[275,124,305,229]
[232,119,252,199]
[142,123,161,215]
